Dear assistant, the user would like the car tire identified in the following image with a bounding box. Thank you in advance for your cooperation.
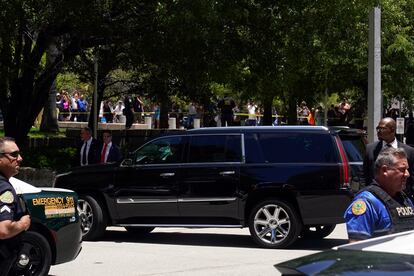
[248,199,301,249]
[124,227,155,235]
[14,231,52,276]
[78,195,107,241]
[301,224,336,239]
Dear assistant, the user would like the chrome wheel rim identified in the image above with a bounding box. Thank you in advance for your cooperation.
[78,199,93,236]
[253,204,291,245]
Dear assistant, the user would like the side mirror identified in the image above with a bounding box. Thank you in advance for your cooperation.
[121,159,133,166]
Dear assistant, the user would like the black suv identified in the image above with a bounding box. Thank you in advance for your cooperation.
[54,126,353,249]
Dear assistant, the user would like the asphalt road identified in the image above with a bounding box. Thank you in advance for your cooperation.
[49,224,349,276]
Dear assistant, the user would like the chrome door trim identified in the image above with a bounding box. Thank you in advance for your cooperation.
[178,197,237,202]
[116,197,238,204]
[116,198,178,204]
[219,171,235,176]
[160,172,175,177]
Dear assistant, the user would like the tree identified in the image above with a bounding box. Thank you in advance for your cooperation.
[40,42,60,132]
[0,0,159,143]
[0,0,109,145]
[381,0,414,111]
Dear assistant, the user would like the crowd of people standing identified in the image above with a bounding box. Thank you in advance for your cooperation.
[55,90,361,130]
[296,98,352,126]
[56,90,89,122]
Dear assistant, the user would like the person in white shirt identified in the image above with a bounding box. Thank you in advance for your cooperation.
[246,101,258,126]
[187,102,197,128]
[72,127,101,167]
[113,101,124,123]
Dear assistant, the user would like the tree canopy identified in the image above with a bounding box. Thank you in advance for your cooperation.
[1,1,414,145]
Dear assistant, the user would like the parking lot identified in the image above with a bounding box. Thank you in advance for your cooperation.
[49,224,349,276]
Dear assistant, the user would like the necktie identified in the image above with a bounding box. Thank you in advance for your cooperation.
[101,143,107,163]
[82,142,87,165]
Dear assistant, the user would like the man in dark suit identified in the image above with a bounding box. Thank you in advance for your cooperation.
[72,127,102,167]
[100,130,122,163]
[364,117,414,197]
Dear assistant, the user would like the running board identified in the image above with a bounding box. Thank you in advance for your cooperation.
[117,224,244,228]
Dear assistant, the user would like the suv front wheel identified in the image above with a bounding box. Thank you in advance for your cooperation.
[248,199,301,249]
[78,195,107,241]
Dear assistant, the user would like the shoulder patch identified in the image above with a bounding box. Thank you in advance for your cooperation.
[0,191,14,204]
[352,200,367,215]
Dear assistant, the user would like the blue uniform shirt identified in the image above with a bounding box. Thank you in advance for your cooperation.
[0,175,22,223]
[344,191,393,240]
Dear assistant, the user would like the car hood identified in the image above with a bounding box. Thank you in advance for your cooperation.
[10,177,74,194]
[55,162,118,178]
[275,230,414,275]
[275,250,414,275]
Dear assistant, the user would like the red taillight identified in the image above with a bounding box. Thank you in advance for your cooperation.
[335,136,350,188]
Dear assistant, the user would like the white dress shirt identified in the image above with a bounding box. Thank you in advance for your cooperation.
[382,138,398,150]
[80,137,93,166]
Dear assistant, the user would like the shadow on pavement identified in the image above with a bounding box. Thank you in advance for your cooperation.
[98,229,348,250]
[292,237,349,250]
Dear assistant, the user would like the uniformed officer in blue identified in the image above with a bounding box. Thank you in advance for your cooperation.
[345,147,414,242]
[0,137,31,275]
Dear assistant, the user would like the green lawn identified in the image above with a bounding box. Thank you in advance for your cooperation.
[0,127,67,138]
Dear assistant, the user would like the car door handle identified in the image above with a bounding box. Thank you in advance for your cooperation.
[160,173,175,177]
[219,171,235,176]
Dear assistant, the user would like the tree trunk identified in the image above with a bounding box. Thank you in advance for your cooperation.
[1,30,70,148]
[40,43,59,132]
[157,79,169,129]
[4,77,52,147]
[88,75,105,136]
[40,80,59,132]
[287,95,298,125]
[262,96,274,126]
[159,100,169,129]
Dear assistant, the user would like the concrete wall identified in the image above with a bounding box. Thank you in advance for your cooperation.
[16,167,56,187]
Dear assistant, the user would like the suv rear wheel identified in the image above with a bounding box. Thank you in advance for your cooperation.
[248,199,301,249]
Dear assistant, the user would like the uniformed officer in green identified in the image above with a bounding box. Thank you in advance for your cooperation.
[0,137,31,275]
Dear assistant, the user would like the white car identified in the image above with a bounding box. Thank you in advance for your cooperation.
[8,177,82,276]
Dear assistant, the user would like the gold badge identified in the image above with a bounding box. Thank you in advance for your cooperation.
[352,200,367,215]
[0,191,14,204]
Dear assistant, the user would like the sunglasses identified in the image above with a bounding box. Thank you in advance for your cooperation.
[376,127,389,132]
[0,151,21,158]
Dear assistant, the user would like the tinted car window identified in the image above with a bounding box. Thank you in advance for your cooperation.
[339,135,365,162]
[188,135,242,162]
[135,136,183,164]
[245,133,265,163]
[251,132,335,163]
